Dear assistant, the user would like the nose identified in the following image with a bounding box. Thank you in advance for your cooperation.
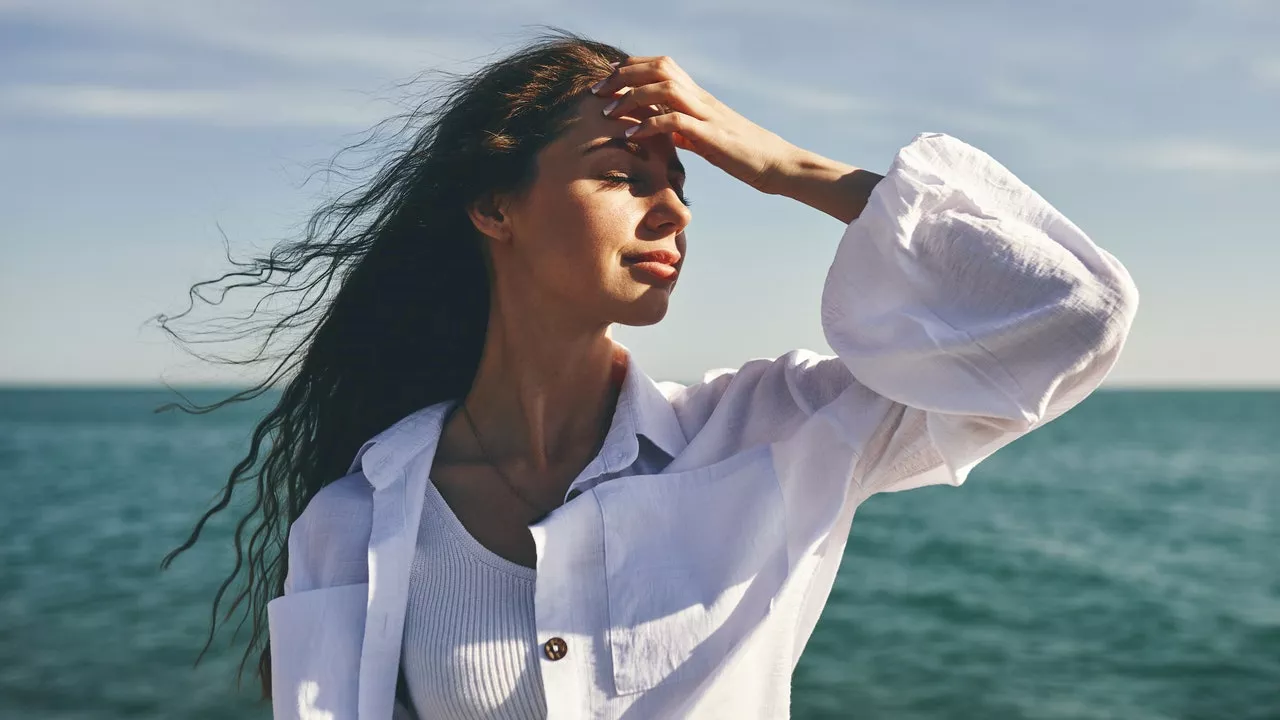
[646,185,692,236]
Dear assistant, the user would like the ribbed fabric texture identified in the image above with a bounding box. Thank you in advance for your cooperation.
[400,436,671,719]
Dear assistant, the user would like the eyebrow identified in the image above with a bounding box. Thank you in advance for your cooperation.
[582,137,686,180]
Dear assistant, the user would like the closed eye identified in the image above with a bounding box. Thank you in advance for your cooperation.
[601,173,693,208]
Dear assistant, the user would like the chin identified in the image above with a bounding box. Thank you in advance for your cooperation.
[611,292,672,327]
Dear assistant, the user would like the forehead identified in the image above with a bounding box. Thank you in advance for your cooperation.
[552,94,686,178]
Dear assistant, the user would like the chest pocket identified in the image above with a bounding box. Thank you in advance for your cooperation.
[593,444,789,696]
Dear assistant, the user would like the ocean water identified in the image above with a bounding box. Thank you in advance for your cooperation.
[0,388,1276,719]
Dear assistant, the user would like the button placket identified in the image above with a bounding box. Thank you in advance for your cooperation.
[528,491,601,718]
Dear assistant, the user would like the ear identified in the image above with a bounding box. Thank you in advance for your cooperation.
[466,191,512,245]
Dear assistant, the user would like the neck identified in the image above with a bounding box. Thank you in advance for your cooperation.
[460,285,626,475]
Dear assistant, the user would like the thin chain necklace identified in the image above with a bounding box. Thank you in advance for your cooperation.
[457,351,627,520]
[458,401,558,519]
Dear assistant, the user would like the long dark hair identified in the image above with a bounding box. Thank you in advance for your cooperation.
[156,26,628,699]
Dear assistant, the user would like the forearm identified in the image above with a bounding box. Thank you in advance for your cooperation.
[765,146,885,224]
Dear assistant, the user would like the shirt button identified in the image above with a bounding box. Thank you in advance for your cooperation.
[543,637,568,661]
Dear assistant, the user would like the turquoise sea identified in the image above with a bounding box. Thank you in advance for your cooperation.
[1,388,1276,719]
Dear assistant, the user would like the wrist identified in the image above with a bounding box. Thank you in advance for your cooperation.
[772,147,855,192]
[765,147,883,224]
[759,145,813,196]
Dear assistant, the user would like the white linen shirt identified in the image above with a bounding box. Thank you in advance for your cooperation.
[267,132,1140,720]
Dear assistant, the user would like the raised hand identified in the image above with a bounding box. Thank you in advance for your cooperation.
[591,56,802,195]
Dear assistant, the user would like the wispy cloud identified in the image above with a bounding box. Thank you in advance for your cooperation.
[699,67,884,116]
[984,81,1061,110]
[2,1,887,128]
[0,1,503,128]
[0,84,393,127]
[2,0,492,76]
[1118,139,1280,174]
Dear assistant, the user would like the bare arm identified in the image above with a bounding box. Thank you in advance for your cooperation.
[765,147,886,224]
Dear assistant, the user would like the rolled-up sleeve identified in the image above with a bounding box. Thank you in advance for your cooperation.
[820,132,1139,494]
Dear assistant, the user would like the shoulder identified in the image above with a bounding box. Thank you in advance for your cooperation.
[658,349,868,458]
[283,471,374,593]
[663,349,858,415]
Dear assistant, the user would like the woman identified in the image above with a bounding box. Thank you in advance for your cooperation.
[161,29,1138,720]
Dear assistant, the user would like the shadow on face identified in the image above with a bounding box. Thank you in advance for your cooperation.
[490,90,692,329]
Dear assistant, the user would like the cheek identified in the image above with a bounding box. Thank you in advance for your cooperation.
[533,190,631,280]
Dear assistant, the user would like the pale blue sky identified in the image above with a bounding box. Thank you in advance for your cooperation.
[2,0,1277,387]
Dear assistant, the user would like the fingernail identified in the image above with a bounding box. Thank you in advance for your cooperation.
[624,125,638,138]
[590,78,606,94]
[602,99,618,116]
[610,61,621,68]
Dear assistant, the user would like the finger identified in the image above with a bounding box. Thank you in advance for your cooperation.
[603,82,707,121]
[592,56,689,98]
[610,55,668,74]
[624,110,704,145]
[615,55,685,77]
[621,103,667,122]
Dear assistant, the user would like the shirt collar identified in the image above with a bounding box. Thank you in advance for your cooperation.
[348,340,688,491]
[593,339,688,473]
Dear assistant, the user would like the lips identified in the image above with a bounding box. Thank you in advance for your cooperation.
[622,249,681,267]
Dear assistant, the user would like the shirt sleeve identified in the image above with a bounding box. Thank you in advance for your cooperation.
[819,132,1138,495]
[665,130,1138,566]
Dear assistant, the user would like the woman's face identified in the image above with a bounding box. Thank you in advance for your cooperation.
[475,90,692,328]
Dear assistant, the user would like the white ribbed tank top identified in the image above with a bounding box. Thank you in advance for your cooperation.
[400,478,547,720]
